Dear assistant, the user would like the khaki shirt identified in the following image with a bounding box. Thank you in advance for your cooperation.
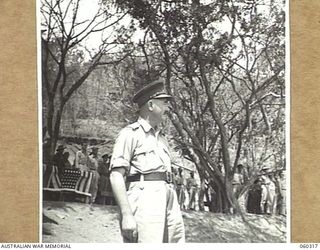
[75,150,89,171]
[88,155,99,171]
[110,117,172,175]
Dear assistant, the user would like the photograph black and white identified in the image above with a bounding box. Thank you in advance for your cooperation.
[40,0,287,243]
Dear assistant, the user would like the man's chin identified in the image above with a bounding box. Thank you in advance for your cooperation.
[161,115,167,121]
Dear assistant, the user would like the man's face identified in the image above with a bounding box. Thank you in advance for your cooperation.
[151,98,170,123]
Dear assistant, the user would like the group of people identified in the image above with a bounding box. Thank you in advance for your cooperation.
[249,167,286,216]
[233,165,286,216]
[173,168,201,211]
[52,142,114,205]
[170,163,286,216]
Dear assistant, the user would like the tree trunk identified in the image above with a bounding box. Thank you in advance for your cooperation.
[46,103,65,167]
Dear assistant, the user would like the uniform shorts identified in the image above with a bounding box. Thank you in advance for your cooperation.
[125,181,185,243]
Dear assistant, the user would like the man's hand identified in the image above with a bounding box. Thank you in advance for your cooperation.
[121,213,138,243]
[110,169,138,242]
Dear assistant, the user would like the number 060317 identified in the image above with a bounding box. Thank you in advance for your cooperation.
[300,244,318,248]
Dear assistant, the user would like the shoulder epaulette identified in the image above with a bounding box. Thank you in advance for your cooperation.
[127,122,140,130]
[159,130,166,137]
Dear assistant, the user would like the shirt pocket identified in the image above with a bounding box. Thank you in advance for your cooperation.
[133,146,161,171]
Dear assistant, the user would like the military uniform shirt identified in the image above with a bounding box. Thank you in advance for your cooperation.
[110,117,172,175]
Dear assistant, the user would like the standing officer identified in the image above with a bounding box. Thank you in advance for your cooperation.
[260,166,276,214]
[187,171,198,210]
[88,147,100,204]
[109,79,185,243]
[53,145,66,177]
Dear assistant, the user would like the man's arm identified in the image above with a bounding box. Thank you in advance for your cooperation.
[110,168,138,242]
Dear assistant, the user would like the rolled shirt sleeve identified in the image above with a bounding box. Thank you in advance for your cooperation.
[110,127,136,173]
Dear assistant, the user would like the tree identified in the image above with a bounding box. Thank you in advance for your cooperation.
[41,0,132,164]
[114,0,285,213]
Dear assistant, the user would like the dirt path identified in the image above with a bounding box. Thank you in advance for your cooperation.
[43,201,286,243]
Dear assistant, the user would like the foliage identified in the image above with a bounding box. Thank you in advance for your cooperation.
[42,0,286,214]
[112,0,285,213]
[41,0,133,163]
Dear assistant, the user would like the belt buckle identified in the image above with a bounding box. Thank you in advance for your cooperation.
[166,172,173,183]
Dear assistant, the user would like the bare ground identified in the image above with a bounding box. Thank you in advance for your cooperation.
[42,201,286,243]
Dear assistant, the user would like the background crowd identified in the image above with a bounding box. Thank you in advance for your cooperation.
[172,164,286,216]
[43,140,114,205]
[44,141,286,216]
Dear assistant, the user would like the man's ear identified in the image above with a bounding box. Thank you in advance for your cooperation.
[147,100,154,111]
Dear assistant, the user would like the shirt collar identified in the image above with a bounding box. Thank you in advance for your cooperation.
[137,117,165,136]
[137,117,153,133]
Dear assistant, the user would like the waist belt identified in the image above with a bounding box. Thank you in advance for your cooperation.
[126,172,174,184]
